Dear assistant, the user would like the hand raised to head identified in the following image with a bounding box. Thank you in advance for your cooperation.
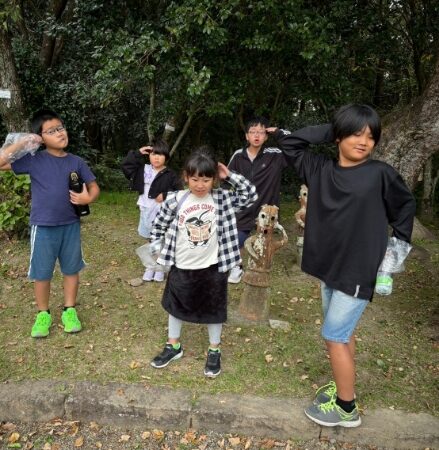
[217,162,230,180]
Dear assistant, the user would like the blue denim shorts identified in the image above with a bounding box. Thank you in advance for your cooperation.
[28,222,85,281]
[321,282,369,343]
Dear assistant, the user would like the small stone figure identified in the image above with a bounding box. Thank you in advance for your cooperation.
[238,205,288,322]
[294,184,308,262]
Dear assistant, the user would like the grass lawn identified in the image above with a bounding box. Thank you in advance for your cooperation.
[0,191,438,416]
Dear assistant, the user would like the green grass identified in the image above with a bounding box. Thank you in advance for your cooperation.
[0,191,438,416]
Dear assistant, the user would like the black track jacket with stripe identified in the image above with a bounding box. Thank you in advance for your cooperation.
[227,146,288,231]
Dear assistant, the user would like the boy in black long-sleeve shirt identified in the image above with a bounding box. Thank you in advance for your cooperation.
[269,104,416,428]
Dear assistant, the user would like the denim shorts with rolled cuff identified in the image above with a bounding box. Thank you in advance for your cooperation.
[320,282,369,343]
[28,222,85,281]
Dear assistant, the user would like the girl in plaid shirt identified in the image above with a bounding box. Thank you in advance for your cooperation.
[150,147,257,377]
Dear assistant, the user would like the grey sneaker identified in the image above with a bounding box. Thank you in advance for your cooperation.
[150,344,183,368]
[314,380,337,405]
[204,349,221,378]
[304,399,361,428]
[228,266,242,284]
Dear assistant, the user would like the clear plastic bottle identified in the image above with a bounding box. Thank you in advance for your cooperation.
[375,271,393,295]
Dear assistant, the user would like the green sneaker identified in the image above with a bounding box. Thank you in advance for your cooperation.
[31,311,52,338]
[304,398,361,428]
[314,380,337,405]
[62,307,82,333]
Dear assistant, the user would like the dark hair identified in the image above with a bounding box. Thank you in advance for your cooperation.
[245,116,269,133]
[30,109,63,134]
[151,138,170,161]
[332,104,381,144]
[184,146,218,178]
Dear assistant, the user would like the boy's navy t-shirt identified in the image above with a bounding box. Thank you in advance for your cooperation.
[12,150,95,226]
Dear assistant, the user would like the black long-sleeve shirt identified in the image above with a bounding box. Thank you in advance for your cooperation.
[120,150,182,199]
[274,125,416,300]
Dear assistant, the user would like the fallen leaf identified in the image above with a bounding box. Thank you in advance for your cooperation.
[8,433,20,443]
[228,437,240,446]
[141,431,151,440]
[95,442,102,448]
[89,422,100,432]
[300,374,309,380]
[129,360,141,369]
[261,439,276,449]
[265,354,274,363]
[74,436,84,447]
[119,434,130,442]
[245,439,252,449]
[152,429,164,441]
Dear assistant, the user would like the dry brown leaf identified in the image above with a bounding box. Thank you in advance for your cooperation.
[69,422,80,436]
[95,442,102,448]
[261,439,276,449]
[129,360,141,369]
[89,422,100,432]
[244,439,252,449]
[152,429,164,440]
[228,437,241,446]
[119,434,130,442]
[74,436,84,447]
[183,430,197,444]
[141,431,151,440]
[116,388,125,396]
[218,438,225,447]
[52,444,61,450]
[43,443,51,450]
[1,423,16,431]
[8,432,20,443]
[300,374,309,380]
[265,354,274,363]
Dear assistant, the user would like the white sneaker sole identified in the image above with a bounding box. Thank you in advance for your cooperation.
[304,409,362,428]
[150,350,183,368]
[204,368,221,378]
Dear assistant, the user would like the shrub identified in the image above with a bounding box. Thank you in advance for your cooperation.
[0,171,31,239]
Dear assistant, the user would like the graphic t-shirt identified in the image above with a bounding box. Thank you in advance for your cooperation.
[175,192,218,269]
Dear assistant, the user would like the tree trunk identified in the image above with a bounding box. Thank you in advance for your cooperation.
[39,0,70,68]
[0,30,28,132]
[421,156,433,216]
[375,56,439,190]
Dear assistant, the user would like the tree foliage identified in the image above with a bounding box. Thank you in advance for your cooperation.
[0,0,438,225]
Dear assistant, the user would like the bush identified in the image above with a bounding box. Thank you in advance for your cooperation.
[91,163,129,192]
[0,171,31,239]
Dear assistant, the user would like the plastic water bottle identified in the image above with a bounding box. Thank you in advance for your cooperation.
[375,271,393,295]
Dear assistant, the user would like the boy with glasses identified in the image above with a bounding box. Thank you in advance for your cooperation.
[226,117,288,283]
[0,109,100,338]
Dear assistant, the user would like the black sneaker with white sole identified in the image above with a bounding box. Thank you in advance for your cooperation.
[150,344,183,368]
[204,349,221,377]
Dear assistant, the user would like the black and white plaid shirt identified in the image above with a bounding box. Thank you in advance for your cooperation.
[150,171,257,273]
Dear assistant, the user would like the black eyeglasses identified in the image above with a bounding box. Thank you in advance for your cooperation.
[42,126,66,135]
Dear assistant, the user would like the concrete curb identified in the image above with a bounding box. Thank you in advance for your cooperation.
[1,381,438,449]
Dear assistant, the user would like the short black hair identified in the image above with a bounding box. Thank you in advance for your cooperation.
[332,104,381,144]
[184,145,218,178]
[31,109,63,134]
[245,116,269,133]
[151,138,170,161]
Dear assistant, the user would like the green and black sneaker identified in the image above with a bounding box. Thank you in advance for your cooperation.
[62,307,82,333]
[31,311,52,338]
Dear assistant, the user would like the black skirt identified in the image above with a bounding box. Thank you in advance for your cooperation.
[161,264,228,324]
